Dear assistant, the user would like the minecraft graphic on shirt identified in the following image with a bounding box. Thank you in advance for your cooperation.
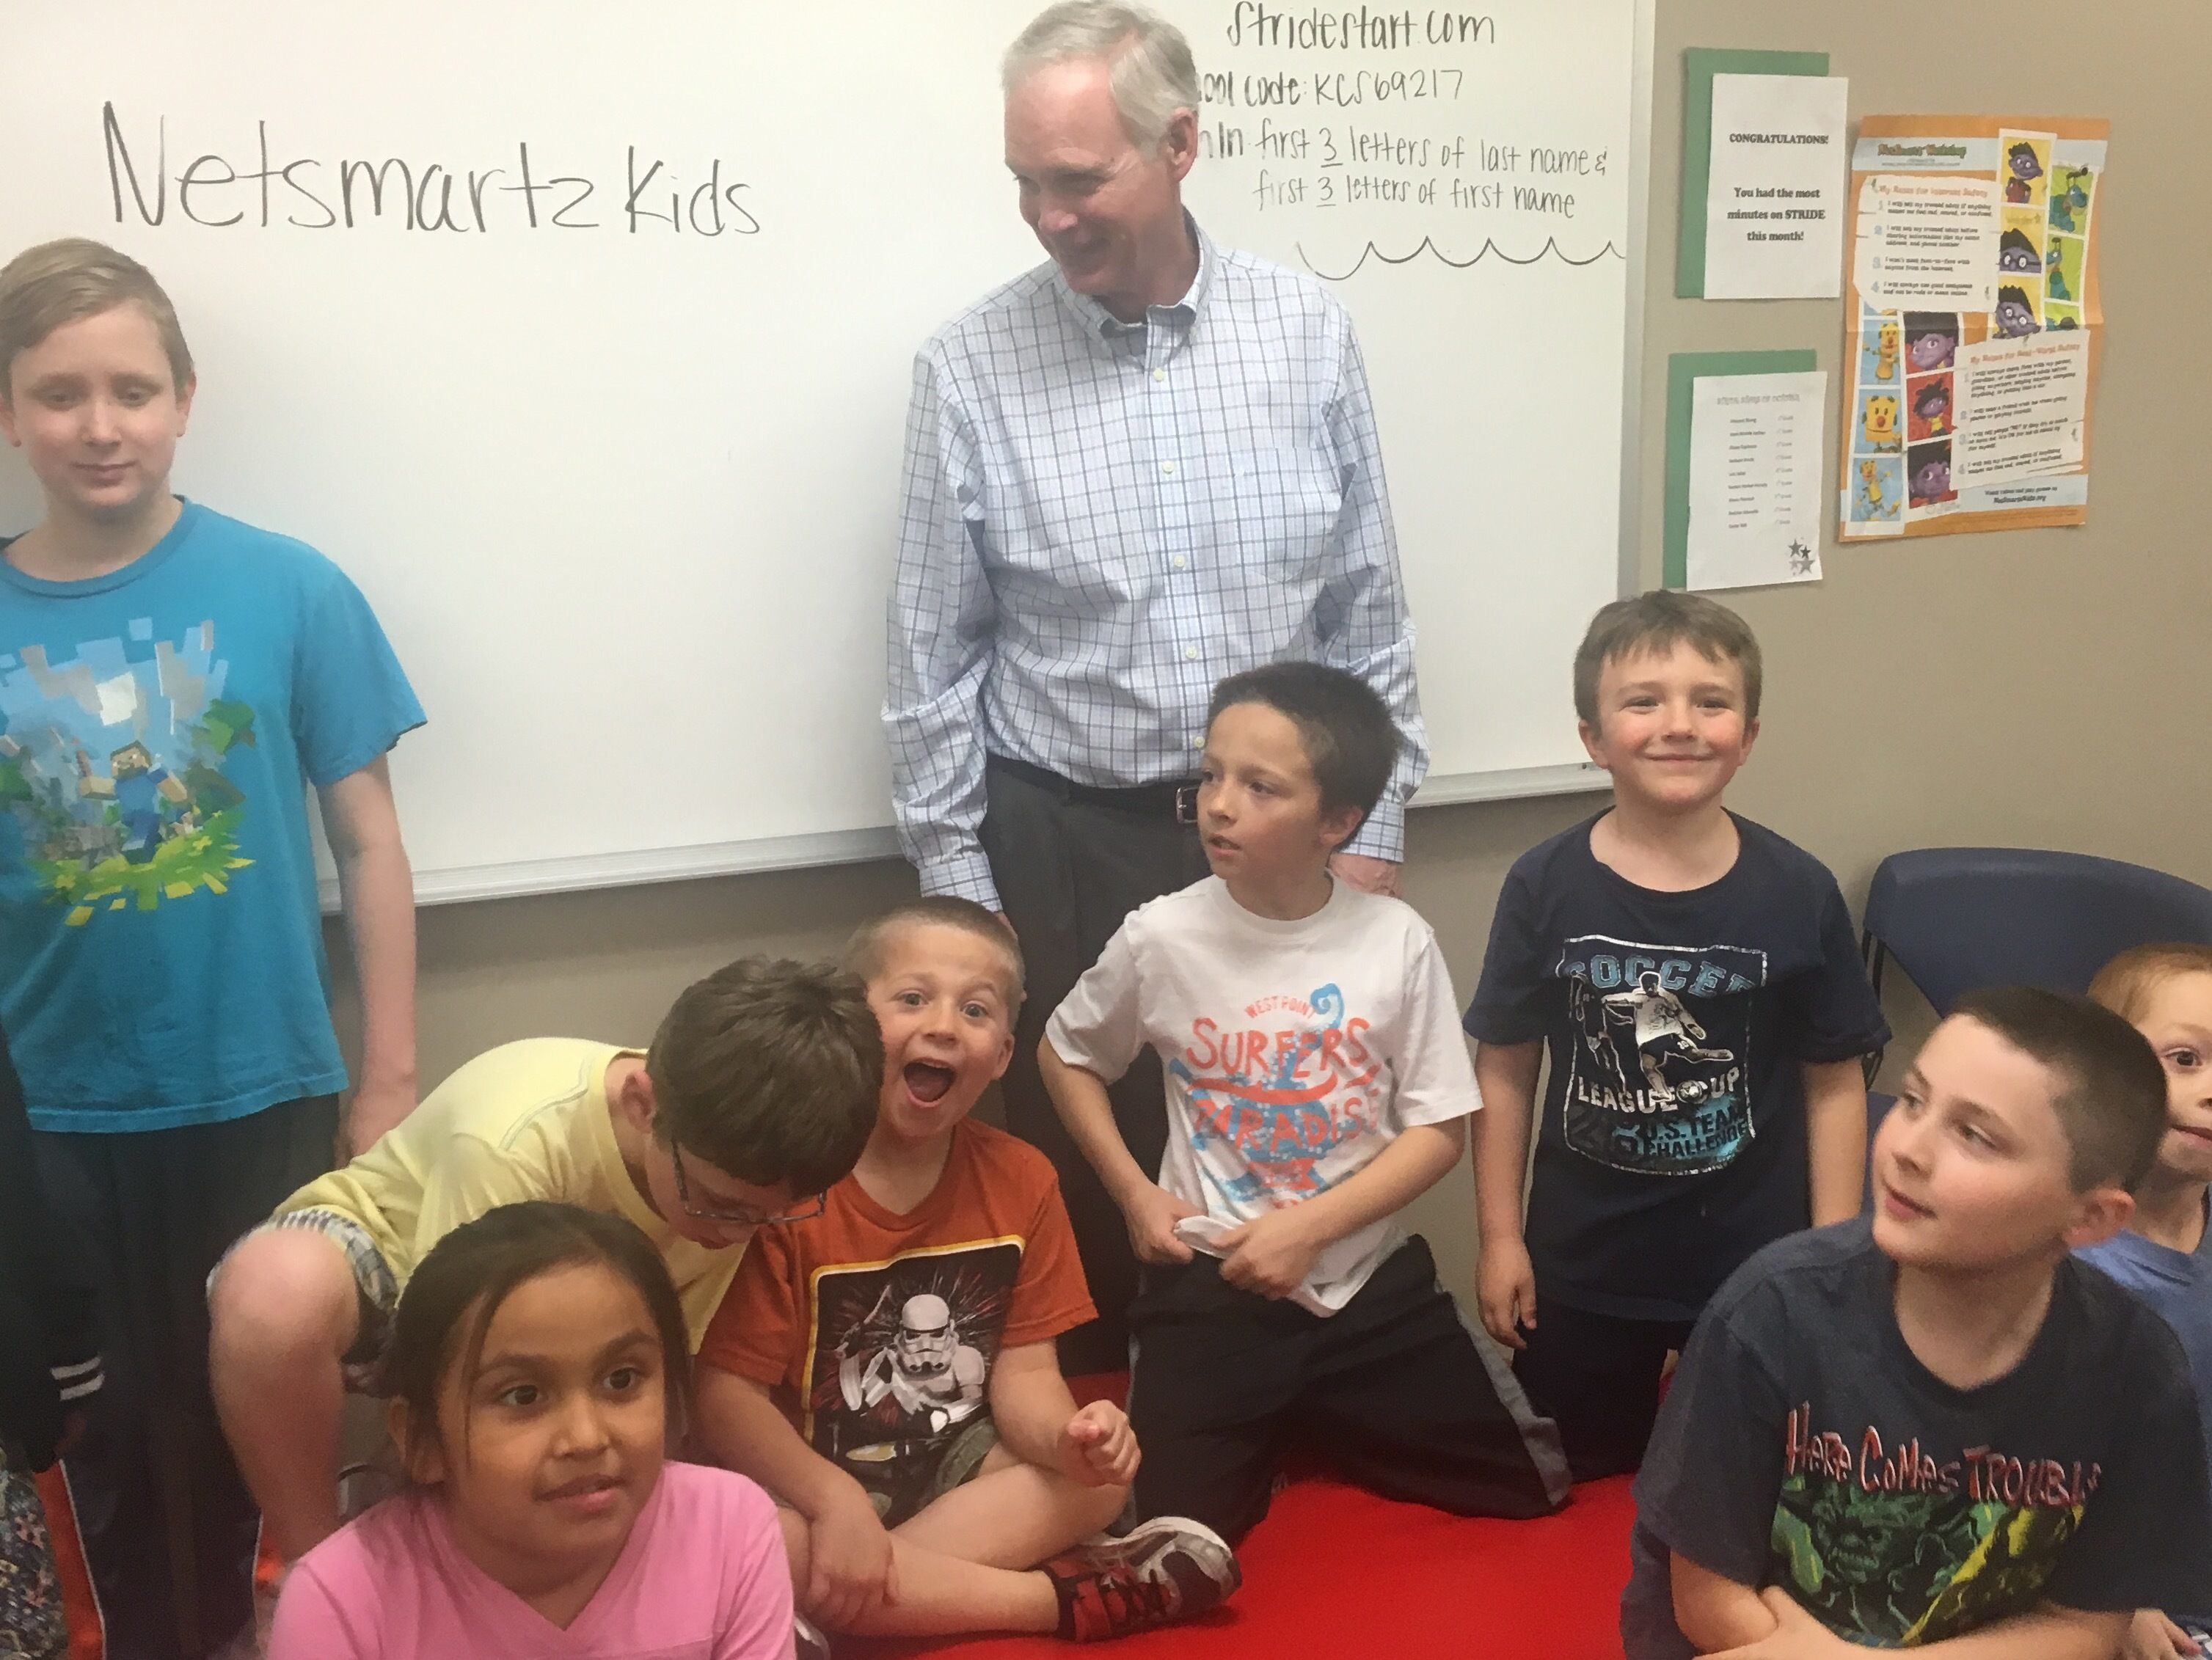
[0,620,255,926]
[801,1241,1021,1521]
[1554,935,1768,1176]
[1768,1403,2095,1644]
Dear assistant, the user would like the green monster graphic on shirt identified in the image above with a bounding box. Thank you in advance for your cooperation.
[1769,1403,2093,1644]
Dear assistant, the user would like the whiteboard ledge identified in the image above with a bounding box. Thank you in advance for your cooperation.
[326,761,1610,913]
[1410,761,1610,810]
[365,826,904,912]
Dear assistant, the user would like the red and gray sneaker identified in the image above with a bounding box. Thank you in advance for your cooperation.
[1043,1515,1241,1642]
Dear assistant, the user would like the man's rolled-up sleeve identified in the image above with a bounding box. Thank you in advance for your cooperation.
[1315,322,1426,862]
[883,346,1001,907]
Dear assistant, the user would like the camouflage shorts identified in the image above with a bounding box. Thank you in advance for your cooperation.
[858,1415,1001,1530]
[214,1208,400,1393]
[0,1466,65,1660]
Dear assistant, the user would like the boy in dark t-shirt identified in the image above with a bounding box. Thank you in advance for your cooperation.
[1464,593,1888,1480]
[1622,988,2212,1658]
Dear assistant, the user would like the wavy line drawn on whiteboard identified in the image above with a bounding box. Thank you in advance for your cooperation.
[1296,236,1626,282]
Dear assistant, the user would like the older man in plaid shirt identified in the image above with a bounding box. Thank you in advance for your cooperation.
[884,0,1428,1368]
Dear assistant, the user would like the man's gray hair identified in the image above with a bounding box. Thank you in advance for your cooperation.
[1002,2,1201,150]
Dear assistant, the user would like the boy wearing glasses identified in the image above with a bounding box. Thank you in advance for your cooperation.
[696,899,1241,1648]
[206,956,884,1573]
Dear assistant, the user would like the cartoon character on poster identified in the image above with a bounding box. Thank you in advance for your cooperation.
[1997,227,2043,274]
[1908,441,1956,510]
[1904,315,1959,373]
[1908,375,1953,442]
[1858,319,1902,385]
[1852,456,1903,523]
[1993,285,2042,338]
[1872,320,1899,382]
[2045,236,2081,304]
[1858,390,1902,453]
[2002,136,2050,205]
[2048,164,2093,235]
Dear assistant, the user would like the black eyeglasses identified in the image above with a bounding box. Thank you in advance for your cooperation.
[670,1143,827,1227]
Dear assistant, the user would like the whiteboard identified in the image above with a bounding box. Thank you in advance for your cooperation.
[0,1,1649,903]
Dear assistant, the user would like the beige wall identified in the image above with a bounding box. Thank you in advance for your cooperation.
[329,0,2207,1303]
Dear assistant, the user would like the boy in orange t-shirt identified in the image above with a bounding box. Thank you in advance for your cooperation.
[697,899,1239,1649]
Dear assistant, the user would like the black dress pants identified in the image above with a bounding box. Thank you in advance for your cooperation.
[979,756,1210,1374]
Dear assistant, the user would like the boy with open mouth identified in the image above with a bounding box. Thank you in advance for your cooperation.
[697,897,1239,1652]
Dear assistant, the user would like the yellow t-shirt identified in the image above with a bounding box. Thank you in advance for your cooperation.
[274,1038,741,1350]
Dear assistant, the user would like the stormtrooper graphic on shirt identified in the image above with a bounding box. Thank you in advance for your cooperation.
[803,1241,1021,1519]
[837,1292,987,1433]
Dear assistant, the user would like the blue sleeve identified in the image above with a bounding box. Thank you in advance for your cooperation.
[1463,861,1549,1044]
[291,561,425,787]
[1786,877,1890,1064]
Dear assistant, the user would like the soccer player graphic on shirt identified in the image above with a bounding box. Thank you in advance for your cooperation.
[1596,971,1738,1107]
[1558,937,1766,1177]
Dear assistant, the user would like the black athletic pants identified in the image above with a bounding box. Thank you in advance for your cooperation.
[1126,1238,1572,1544]
[34,1097,338,1660]
[1509,1298,1697,1483]
[980,756,1211,1375]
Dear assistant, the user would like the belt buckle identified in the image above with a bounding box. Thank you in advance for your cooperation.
[1174,783,1200,825]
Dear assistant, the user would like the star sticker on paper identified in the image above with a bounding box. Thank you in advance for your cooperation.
[1787,539,1816,576]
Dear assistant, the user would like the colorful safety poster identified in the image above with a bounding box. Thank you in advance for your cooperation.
[1839,115,2106,540]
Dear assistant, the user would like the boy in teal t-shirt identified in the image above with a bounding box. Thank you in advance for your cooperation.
[0,237,423,1659]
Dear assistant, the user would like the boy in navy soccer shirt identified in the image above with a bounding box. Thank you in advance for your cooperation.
[1464,592,1888,1481]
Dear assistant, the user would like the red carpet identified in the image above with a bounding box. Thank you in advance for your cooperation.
[855,1469,1638,1660]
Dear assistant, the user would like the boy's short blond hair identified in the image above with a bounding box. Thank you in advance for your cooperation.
[2087,942,2212,1026]
[0,239,194,398]
[847,896,1026,1014]
[646,957,882,1194]
[1572,590,1763,725]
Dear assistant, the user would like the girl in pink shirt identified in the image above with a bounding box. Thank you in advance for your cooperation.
[269,1202,795,1659]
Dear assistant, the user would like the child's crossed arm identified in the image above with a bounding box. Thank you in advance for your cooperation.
[1682,1577,2125,1660]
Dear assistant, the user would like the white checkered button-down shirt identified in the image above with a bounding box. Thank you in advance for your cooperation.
[884,220,1428,909]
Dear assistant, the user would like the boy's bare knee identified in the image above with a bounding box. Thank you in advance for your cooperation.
[209,1229,357,1356]
[1076,1479,1130,1532]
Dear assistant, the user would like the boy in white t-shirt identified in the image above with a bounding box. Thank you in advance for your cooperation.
[1040,664,1571,1543]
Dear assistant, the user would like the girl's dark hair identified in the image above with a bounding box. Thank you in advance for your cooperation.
[382,1202,693,1471]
